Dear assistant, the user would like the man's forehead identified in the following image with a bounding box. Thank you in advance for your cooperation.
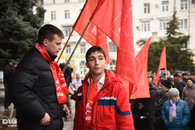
[88,51,104,57]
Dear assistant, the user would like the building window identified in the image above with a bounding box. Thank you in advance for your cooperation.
[162,1,169,12]
[64,10,70,19]
[66,44,71,54]
[144,3,150,14]
[109,42,117,52]
[141,21,150,32]
[180,19,188,29]
[160,20,168,30]
[65,0,69,3]
[80,61,87,75]
[110,60,116,72]
[51,11,56,20]
[62,26,71,37]
[181,0,188,10]
[80,44,86,53]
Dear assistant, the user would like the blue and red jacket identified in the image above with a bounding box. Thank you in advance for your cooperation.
[73,70,134,130]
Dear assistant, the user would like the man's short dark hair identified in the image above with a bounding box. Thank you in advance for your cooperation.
[37,24,64,44]
[85,46,106,62]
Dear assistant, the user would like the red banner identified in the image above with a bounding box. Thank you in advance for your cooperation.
[91,0,136,84]
[73,0,109,63]
[130,37,151,99]
[155,46,167,86]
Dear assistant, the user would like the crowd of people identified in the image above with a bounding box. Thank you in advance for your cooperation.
[2,24,195,130]
[131,72,195,130]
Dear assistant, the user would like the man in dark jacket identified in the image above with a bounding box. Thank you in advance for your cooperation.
[154,79,172,130]
[3,59,15,108]
[8,24,70,130]
[189,104,195,130]
[131,75,157,130]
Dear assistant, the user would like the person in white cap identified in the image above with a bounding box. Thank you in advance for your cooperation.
[161,88,190,130]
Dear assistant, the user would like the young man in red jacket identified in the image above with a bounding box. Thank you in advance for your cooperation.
[73,46,134,130]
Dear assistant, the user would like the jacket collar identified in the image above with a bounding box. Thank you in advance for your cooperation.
[83,70,121,103]
[168,99,180,105]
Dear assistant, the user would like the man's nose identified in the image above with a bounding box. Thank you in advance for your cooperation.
[59,45,62,50]
[95,59,99,64]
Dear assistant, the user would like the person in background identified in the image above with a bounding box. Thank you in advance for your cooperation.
[59,62,73,88]
[70,72,82,101]
[167,77,175,88]
[148,75,157,130]
[189,103,195,130]
[182,78,195,110]
[131,74,157,130]
[59,62,73,110]
[65,63,73,88]
[71,72,82,93]
[8,24,70,130]
[13,61,18,69]
[154,79,172,130]
[73,46,134,130]
[162,88,190,130]
[173,73,183,97]
[178,73,188,97]
[3,59,15,108]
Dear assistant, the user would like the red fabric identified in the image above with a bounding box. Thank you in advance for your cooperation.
[91,0,136,84]
[34,43,69,104]
[73,70,134,130]
[96,30,109,63]
[130,37,152,99]
[155,46,167,86]
[72,0,109,63]
[85,79,98,128]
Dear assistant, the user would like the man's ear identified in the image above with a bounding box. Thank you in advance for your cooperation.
[42,39,48,47]
[85,62,89,68]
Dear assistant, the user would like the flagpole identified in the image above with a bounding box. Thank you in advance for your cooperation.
[165,67,168,78]
[62,21,91,73]
[56,30,74,63]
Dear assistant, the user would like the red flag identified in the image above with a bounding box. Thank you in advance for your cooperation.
[130,37,152,99]
[154,46,167,86]
[91,0,136,84]
[72,0,109,63]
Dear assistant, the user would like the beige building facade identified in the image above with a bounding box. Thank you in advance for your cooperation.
[132,0,195,61]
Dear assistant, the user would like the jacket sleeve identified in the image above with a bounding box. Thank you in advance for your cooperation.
[181,101,190,127]
[181,87,187,100]
[8,60,46,122]
[161,101,170,127]
[115,85,134,130]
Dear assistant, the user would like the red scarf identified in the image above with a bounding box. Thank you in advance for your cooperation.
[34,43,69,104]
[85,78,98,128]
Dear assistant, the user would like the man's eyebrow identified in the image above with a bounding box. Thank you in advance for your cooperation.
[98,55,104,57]
[88,56,95,59]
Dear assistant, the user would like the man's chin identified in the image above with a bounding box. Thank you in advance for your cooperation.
[93,71,104,76]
